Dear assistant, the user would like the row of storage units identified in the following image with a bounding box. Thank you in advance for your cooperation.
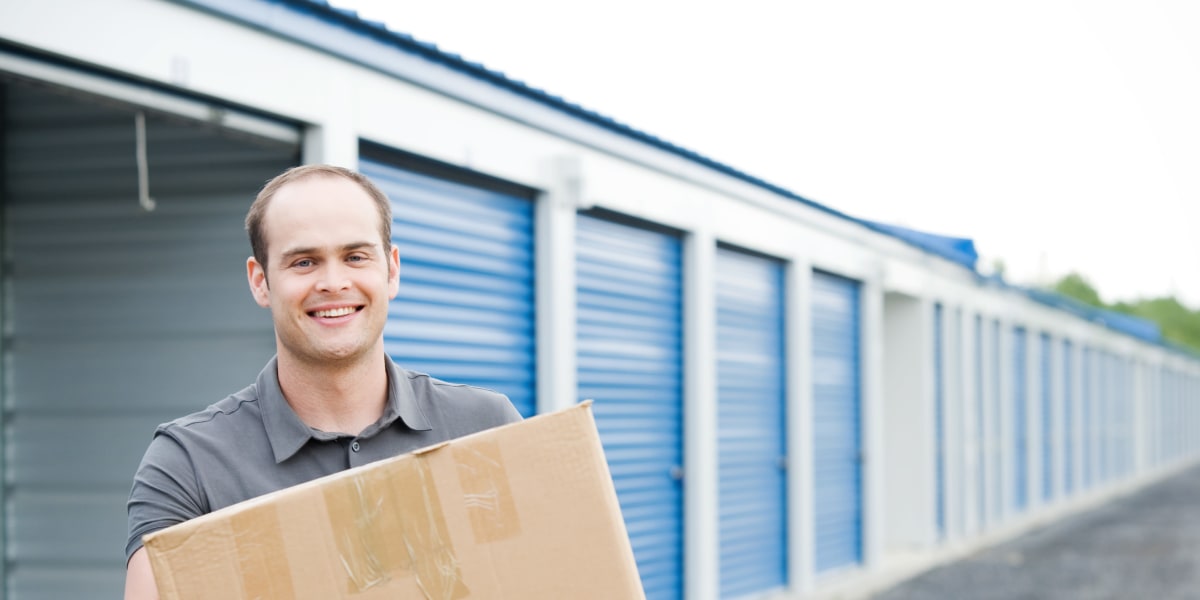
[925,305,1199,545]
[3,1,1200,599]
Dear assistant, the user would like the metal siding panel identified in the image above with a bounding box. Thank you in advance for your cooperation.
[934,304,946,537]
[715,248,787,598]
[1041,334,1053,502]
[811,271,862,572]
[3,84,296,599]
[1013,327,1028,512]
[576,214,683,600]
[360,161,537,418]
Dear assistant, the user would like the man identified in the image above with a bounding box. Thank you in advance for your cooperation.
[124,165,522,598]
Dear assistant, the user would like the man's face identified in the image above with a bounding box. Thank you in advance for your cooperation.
[246,176,399,367]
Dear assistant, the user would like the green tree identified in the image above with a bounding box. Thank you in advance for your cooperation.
[1047,273,1200,353]
[1053,272,1104,308]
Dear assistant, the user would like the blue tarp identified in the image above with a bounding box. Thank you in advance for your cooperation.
[857,220,979,270]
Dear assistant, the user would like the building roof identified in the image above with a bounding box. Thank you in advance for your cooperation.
[181,0,1187,355]
[183,0,958,264]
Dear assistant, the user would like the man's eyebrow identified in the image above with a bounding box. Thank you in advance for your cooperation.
[278,242,379,262]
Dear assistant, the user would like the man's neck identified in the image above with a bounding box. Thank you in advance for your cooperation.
[275,349,389,436]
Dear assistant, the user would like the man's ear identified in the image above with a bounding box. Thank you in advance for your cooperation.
[247,257,271,308]
[387,245,401,300]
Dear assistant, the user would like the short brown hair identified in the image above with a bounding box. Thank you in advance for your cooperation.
[246,165,393,278]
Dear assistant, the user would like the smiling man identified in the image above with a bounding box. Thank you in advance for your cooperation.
[123,165,522,599]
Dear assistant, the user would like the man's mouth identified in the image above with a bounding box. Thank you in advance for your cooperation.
[309,306,361,318]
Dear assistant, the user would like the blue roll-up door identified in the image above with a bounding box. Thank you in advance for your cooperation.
[361,159,537,418]
[715,247,787,598]
[1062,341,1073,495]
[811,270,862,573]
[933,303,946,538]
[1013,327,1028,512]
[1040,333,1053,502]
[576,213,683,600]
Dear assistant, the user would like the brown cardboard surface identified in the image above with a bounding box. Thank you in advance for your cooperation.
[144,402,645,599]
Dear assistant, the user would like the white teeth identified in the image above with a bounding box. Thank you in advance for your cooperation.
[313,306,355,318]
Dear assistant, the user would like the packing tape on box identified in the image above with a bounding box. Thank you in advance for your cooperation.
[453,438,520,544]
[230,504,296,599]
[323,456,469,600]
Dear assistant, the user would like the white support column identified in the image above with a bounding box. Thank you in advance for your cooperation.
[1080,340,1089,494]
[997,318,1013,521]
[1050,335,1064,501]
[1133,360,1146,475]
[922,299,939,545]
[302,75,357,168]
[1025,329,1040,512]
[979,314,995,531]
[941,304,960,541]
[534,156,579,414]
[787,259,815,594]
[961,309,979,535]
[952,307,969,538]
[302,116,357,168]
[683,228,718,600]
[861,275,886,570]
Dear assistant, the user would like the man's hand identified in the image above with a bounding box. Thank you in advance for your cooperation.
[125,547,158,600]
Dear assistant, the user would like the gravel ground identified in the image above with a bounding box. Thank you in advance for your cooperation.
[873,464,1200,600]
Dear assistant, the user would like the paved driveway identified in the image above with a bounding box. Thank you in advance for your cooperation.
[874,463,1200,599]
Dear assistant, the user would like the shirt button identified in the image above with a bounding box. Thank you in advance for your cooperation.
[350,441,361,452]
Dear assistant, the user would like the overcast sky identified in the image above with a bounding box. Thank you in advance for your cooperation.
[334,0,1200,308]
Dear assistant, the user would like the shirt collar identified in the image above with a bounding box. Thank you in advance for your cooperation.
[258,354,433,464]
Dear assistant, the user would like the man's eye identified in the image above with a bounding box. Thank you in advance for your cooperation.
[347,255,365,262]
[294,259,314,268]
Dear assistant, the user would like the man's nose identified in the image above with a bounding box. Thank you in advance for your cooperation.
[315,263,352,292]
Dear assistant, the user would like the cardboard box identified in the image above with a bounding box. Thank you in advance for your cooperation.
[144,402,645,599]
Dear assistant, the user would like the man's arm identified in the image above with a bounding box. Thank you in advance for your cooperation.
[126,431,204,599]
[125,548,158,600]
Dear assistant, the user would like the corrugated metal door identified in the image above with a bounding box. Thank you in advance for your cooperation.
[2,82,297,599]
[811,270,862,573]
[1062,340,1073,495]
[1040,333,1053,502]
[358,158,537,417]
[715,247,787,598]
[1013,327,1028,512]
[576,213,683,600]
[933,303,946,538]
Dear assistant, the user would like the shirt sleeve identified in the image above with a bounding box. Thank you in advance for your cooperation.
[125,429,207,563]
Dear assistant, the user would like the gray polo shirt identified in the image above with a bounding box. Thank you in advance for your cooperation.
[125,355,521,561]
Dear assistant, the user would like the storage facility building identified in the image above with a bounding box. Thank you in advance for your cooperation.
[1,1,1198,598]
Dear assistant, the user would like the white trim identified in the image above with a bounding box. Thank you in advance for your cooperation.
[0,50,299,144]
[534,156,579,415]
[787,258,815,593]
[861,275,886,570]
[683,228,718,600]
